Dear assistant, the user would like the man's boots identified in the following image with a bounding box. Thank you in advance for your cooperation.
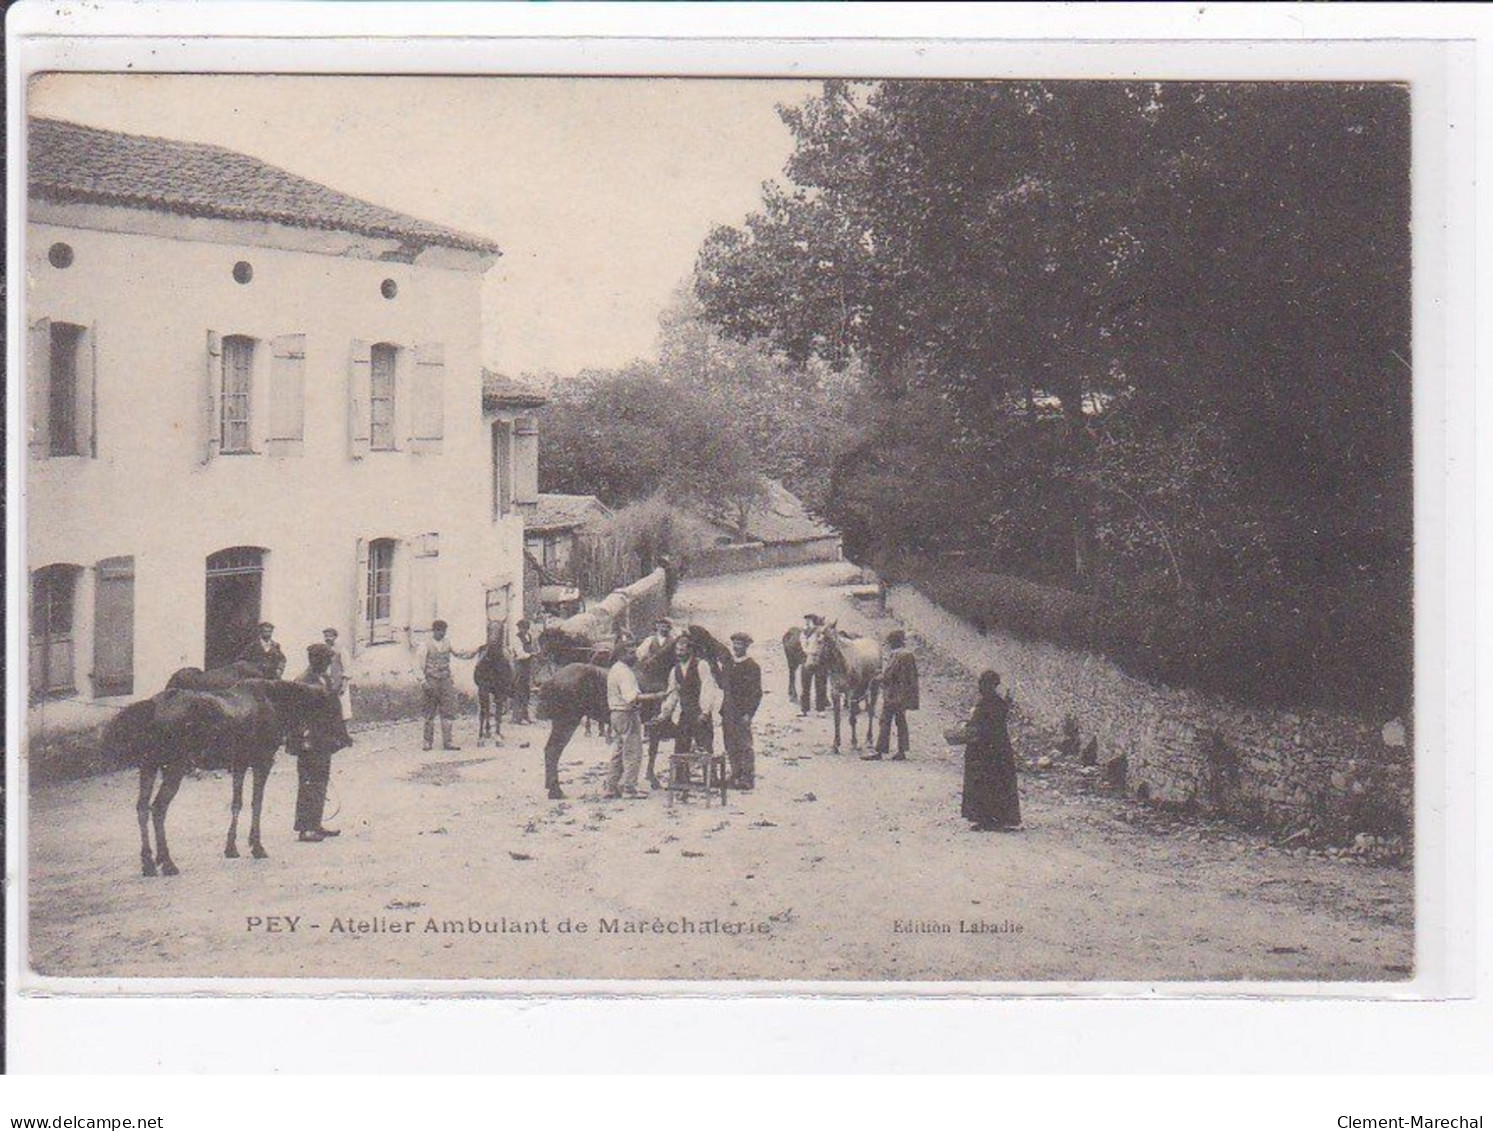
[441,718,460,751]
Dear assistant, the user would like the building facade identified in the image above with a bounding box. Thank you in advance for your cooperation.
[26,118,534,741]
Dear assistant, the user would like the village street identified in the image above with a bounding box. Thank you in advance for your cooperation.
[27,562,1412,983]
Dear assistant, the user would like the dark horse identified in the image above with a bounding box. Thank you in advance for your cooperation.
[534,662,610,799]
[474,642,514,745]
[782,627,807,701]
[103,676,341,876]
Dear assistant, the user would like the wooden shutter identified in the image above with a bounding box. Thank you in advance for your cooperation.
[409,533,440,638]
[348,339,372,459]
[93,556,135,696]
[28,318,51,460]
[81,323,98,458]
[203,330,222,464]
[268,333,306,455]
[410,341,445,452]
[515,416,540,504]
[353,537,370,653]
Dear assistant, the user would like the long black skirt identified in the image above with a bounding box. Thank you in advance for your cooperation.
[962,739,1021,828]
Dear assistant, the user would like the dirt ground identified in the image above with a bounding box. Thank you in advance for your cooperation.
[26,561,1413,983]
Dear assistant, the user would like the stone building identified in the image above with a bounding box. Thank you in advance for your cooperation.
[26,117,536,743]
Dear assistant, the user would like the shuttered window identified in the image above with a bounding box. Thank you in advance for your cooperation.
[30,564,81,698]
[220,335,255,454]
[30,319,96,460]
[367,538,397,644]
[370,343,398,451]
[93,556,135,697]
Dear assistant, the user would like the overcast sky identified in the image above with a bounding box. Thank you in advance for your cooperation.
[30,74,813,376]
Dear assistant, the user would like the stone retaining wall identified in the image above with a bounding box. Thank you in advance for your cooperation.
[689,536,842,578]
[887,584,1412,838]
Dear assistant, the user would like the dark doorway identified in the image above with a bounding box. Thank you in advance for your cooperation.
[205,547,265,669]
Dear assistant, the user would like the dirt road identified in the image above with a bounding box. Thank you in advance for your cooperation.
[26,562,1412,983]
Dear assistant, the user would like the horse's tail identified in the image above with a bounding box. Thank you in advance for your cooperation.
[100,699,158,768]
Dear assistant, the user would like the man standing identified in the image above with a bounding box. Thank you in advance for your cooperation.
[866,628,920,762]
[720,632,763,790]
[322,627,352,727]
[240,621,286,679]
[661,635,721,758]
[510,619,535,725]
[800,613,829,715]
[293,643,350,842]
[603,640,661,799]
[413,619,478,752]
[635,617,674,667]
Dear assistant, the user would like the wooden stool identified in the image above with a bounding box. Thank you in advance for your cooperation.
[666,751,729,807]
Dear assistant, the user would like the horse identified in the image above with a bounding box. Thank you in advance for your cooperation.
[782,628,807,701]
[802,621,881,751]
[102,677,341,876]
[534,662,610,799]
[474,643,514,746]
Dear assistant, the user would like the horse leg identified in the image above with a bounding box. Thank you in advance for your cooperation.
[137,765,159,876]
[543,717,579,799]
[831,693,843,752]
[848,694,860,750]
[477,691,488,745]
[248,756,271,858]
[225,765,246,858]
[787,660,798,701]
[152,762,186,876]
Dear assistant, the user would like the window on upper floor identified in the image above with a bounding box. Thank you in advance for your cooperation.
[28,319,95,460]
[220,334,256,454]
[370,343,399,452]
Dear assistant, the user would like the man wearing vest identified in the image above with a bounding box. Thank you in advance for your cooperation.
[660,634,722,758]
[510,619,535,725]
[413,619,478,751]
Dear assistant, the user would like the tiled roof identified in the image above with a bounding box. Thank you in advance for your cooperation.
[529,493,610,532]
[28,116,502,256]
[482,369,549,409]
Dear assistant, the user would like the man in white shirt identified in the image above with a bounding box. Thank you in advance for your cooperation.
[604,640,662,799]
[413,619,479,751]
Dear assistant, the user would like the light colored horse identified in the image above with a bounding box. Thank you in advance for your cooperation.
[803,621,881,750]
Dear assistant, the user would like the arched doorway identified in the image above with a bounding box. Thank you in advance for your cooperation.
[205,546,266,669]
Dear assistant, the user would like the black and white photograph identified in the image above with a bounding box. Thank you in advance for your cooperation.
[15,57,1430,990]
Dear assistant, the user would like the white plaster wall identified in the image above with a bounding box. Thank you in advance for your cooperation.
[26,216,523,735]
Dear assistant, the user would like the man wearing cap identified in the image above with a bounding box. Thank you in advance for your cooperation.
[799,613,829,715]
[866,628,920,762]
[720,632,763,790]
[603,639,663,799]
[413,619,479,752]
[510,619,535,725]
[240,621,286,679]
[293,643,351,842]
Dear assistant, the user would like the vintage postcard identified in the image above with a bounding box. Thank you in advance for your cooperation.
[13,44,1457,994]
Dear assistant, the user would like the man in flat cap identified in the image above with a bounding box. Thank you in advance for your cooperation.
[413,619,479,751]
[720,631,763,790]
[240,621,286,679]
[635,617,676,667]
[293,643,351,842]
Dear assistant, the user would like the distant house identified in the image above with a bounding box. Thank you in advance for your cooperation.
[689,479,842,577]
[525,493,611,580]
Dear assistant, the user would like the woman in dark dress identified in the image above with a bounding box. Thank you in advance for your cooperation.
[961,670,1022,831]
